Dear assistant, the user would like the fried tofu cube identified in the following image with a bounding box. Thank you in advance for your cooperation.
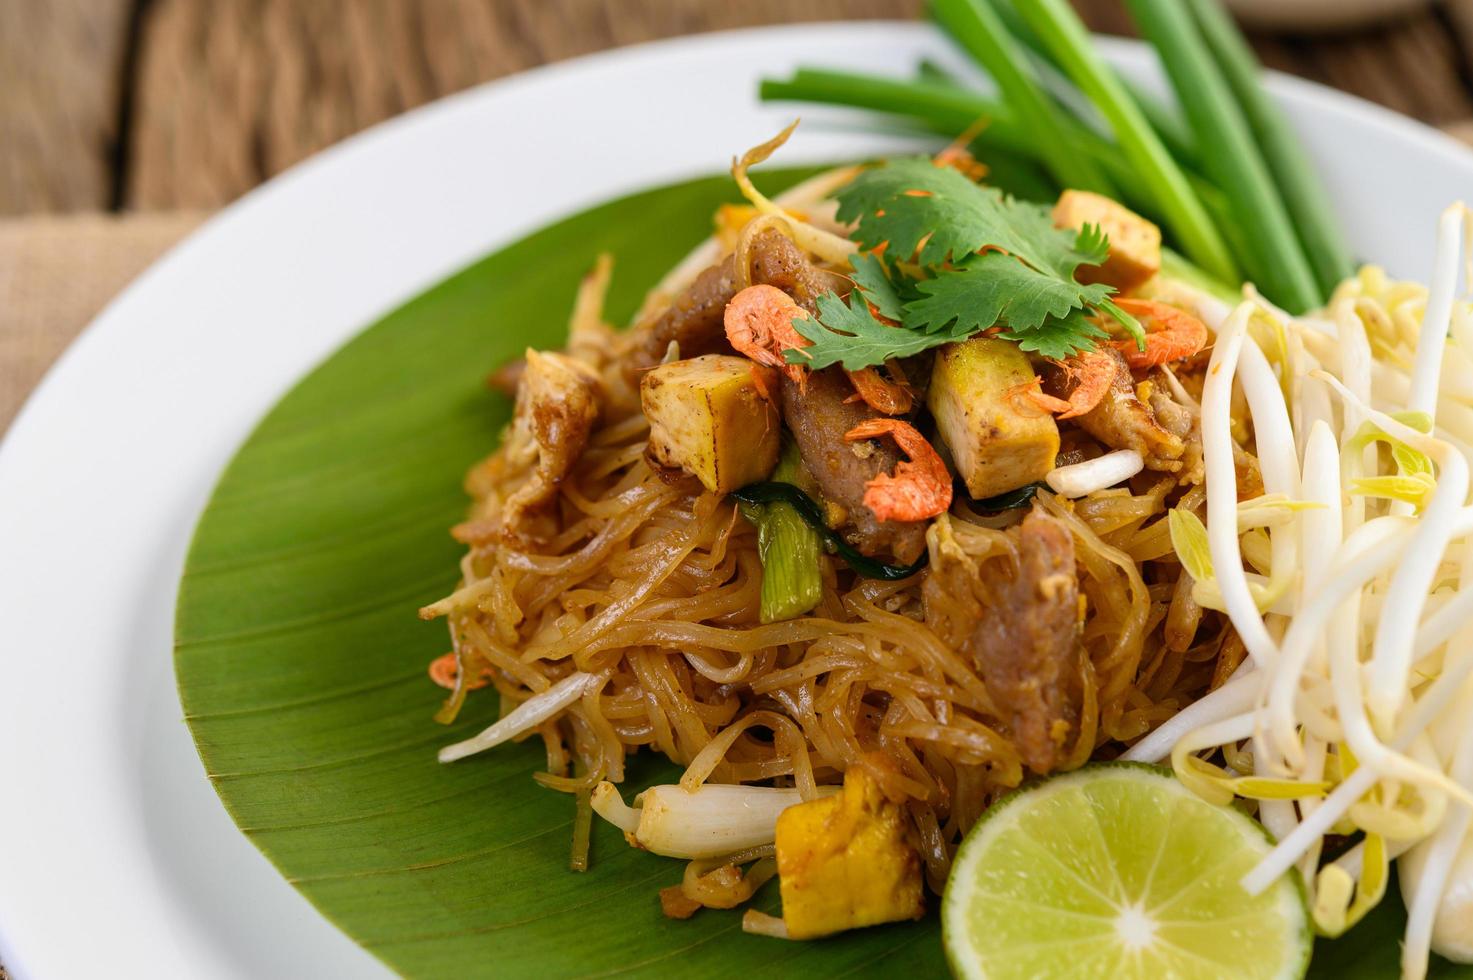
[641,354,780,494]
[928,338,1059,500]
[1052,189,1161,293]
[774,766,925,940]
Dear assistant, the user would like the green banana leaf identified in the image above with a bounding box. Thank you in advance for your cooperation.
[175,168,1462,978]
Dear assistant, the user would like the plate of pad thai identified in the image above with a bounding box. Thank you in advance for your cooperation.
[8,2,1450,979]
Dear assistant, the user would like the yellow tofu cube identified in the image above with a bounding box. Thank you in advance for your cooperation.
[928,338,1060,500]
[774,766,925,940]
[1052,189,1161,293]
[641,354,780,494]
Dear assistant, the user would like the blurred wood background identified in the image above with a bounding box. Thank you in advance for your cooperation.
[7,0,1473,215]
[4,0,1473,430]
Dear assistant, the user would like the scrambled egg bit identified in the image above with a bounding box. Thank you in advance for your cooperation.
[773,763,925,939]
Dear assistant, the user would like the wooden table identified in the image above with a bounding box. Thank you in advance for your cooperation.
[4,0,1473,435]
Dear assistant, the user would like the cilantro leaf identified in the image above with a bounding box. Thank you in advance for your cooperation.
[793,158,1139,369]
[834,157,1107,278]
[998,312,1109,360]
[848,251,907,321]
[787,292,967,371]
[1096,297,1147,348]
[904,251,1115,337]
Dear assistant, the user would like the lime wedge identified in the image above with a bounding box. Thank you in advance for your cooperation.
[943,763,1310,980]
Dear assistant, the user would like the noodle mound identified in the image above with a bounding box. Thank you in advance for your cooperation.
[422,244,1241,892]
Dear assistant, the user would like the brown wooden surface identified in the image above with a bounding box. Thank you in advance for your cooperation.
[114,0,1473,209]
[6,0,1473,438]
[6,0,1473,215]
[0,0,134,214]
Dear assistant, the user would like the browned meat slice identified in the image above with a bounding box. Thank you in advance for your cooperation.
[749,227,848,313]
[627,255,735,373]
[781,367,927,563]
[626,228,843,376]
[502,350,602,532]
[964,510,1081,773]
[1043,346,1184,471]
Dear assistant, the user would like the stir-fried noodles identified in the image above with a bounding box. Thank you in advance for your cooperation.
[421,156,1243,901]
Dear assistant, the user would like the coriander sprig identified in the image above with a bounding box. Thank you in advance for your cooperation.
[759,0,1352,315]
[786,157,1141,368]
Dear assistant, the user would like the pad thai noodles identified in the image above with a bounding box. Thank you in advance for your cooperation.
[416,3,1473,975]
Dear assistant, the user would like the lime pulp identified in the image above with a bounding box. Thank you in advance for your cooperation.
[942,762,1311,980]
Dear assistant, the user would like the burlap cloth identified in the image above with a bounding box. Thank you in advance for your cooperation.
[0,211,205,435]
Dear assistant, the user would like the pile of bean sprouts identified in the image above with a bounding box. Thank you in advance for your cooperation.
[1125,204,1473,979]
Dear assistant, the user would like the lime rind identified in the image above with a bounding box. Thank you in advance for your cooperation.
[942,762,1311,980]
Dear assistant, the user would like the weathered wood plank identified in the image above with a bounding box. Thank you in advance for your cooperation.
[108,0,1473,210]
[1078,1,1473,125]
[126,0,929,209]
[0,0,134,214]
[1289,10,1473,123]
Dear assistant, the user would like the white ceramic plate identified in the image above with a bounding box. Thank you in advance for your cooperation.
[2,21,1471,980]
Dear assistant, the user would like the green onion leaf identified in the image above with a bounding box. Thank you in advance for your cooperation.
[729,483,928,581]
[736,441,825,622]
[1124,0,1321,311]
[1016,0,1239,285]
[930,0,1118,196]
[1186,0,1355,296]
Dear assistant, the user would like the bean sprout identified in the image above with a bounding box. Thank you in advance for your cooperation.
[1154,203,1473,977]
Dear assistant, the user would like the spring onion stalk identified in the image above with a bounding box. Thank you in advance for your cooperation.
[1186,0,1355,295]
[738,439,824,623]
[915,57,963,87]
[1044,449,1143,498]
[1106,76,1196,167]
[759,71,1005,141]
[790,52,1223,244]
[1124,0,1319,313]
[731,482,928,580]
[759,69,1165,223]
[742,909,791,938]
[590,781,834,859]
[929,0,1116,195]
[966,146,1060,204]
[980,0,1200,168]
[439,671,601,763]
[1016,0,1238,284]
[1160,247,1237,303]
